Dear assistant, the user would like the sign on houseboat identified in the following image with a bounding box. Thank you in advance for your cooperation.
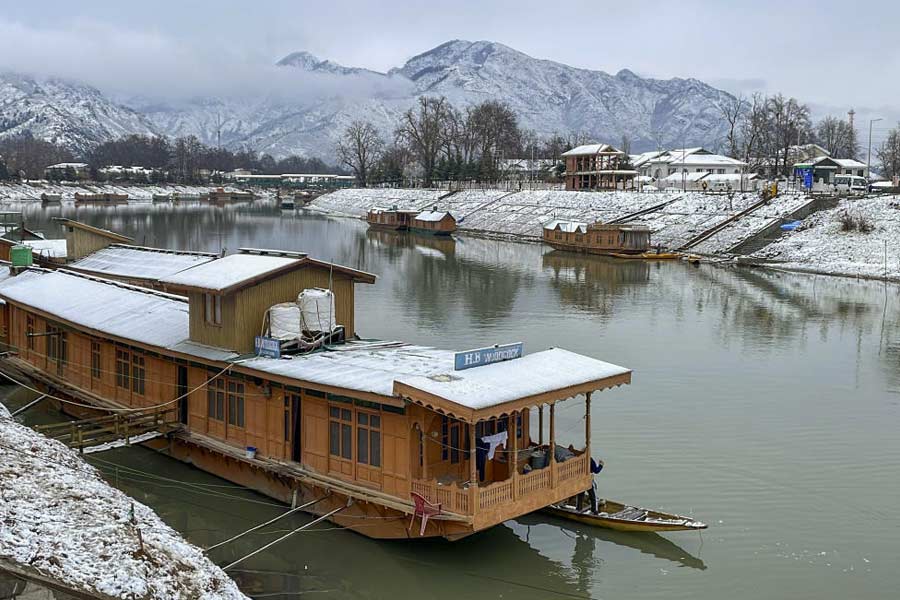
[254,335,281,359]
[454,342,524,371]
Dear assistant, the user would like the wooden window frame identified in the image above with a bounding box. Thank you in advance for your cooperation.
[90,341,101,380]
[226,380,245,428]
[115,348,130,390]
[207,376,226,421]
[329,405,353,460]
[356,411,381,468]
[204,293,223,326]
[131,353,146,396]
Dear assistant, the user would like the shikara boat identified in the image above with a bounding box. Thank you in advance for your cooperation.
[543,499,707,532]
[607,251,681,260]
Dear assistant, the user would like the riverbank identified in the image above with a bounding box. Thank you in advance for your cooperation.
[311,188,900,282]
[0,182,241,202]
[749,195,900,282]
[0,403,248,600]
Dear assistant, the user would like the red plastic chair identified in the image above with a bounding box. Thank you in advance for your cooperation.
[409,492,442,536]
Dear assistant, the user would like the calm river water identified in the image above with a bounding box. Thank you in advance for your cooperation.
[2,200,899,599]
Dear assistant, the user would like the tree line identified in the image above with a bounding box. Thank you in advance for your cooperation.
[337,97,587,187]
[717,93,866,176]
[0,133,338,182]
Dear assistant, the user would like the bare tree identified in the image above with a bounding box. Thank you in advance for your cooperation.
[395,96,452,187]
[717,93,745,158]
[337,120,383,187]
[620,133,632,156]
[876,125,900,179]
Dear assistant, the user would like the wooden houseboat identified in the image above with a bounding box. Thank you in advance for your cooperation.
[204,188,255,205]
[366,207,419,231]
[73,192,129,205]
[410,210,457,236]
[0,238,632,541]
[543,219,652,256]
[40,193,62,205]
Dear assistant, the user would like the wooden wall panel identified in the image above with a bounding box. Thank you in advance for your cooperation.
[302,397,328,472]
[381,412,409,498]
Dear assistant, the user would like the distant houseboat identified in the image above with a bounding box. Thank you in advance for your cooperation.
[73,192,128,205]
[0,225,633,541]
[366,207,419,231]
[40,193,62,205]
[543,219,651,256]
[204,189,255,204]
[410,210,457,236]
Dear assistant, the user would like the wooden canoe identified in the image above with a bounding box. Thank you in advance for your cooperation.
[607,251,682,260]
[543,499,707,532]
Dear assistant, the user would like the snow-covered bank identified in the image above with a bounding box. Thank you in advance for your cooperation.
[0,182,238,202]
[0,404,248,600]
[750,196,900,280]
[313,187,809,250]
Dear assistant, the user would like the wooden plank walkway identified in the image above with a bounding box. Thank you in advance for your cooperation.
[35,408,179,453]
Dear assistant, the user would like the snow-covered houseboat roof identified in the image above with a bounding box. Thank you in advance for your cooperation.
[160,248,376,294]
[543,219,588,234]
[0,269,630,419]
[67,244,219,283]
[414,210,454,222]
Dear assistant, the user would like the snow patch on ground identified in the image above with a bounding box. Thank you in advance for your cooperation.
[0,410,248,599]
[751,196,900,280]
[0,182,233,202]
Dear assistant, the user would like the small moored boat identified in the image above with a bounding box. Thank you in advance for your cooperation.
[543,498,707,532]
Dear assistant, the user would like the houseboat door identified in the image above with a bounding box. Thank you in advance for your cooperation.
[176,365,188,424]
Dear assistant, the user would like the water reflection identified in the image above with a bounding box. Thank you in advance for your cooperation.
[542,250,650,314]
[516,513,707,571]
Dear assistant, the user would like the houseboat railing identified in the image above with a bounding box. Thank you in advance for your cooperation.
[410,479,473,515]
[410,451,590,517]
[557,452,589,484]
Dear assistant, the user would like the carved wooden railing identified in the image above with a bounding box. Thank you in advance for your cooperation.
[517,465,551,497]
[557,452,589,484]
[478,479,514,510]
[410,479,473,515]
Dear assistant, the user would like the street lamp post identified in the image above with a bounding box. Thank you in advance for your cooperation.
[868,118,883,179]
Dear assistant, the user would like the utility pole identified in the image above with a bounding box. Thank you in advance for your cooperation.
[868,118,883,179]
[848,109,856,158]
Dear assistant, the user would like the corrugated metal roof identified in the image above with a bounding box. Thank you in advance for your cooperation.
[69,245,217,281]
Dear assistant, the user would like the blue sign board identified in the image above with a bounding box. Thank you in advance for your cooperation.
[454,342,524,371]
[795,167,813,189]
[255,336,281,359]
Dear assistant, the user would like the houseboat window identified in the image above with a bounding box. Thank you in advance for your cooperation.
[115,349,130,389]
[207,377,226,421]
[329,406,352,459]
[441,415,461,464]
[516,413,522,439]
[131,354,146,396]
[356,413,381,467]
[227,381,245,427]
[91,341,101,379]
[204,293,222,326]
[26,315,34,350]
[47,325,59,362]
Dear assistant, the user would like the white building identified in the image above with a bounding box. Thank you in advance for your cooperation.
[633,148,748,181]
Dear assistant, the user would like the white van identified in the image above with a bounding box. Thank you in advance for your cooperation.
[833,175,868,195]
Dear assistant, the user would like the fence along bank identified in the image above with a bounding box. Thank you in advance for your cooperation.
[0,239,631,540]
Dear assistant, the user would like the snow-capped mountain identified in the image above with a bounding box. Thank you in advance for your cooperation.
[0,73,157,155]
[0,40,737,159]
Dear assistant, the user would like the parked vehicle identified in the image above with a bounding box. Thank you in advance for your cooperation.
[833,175,868,195]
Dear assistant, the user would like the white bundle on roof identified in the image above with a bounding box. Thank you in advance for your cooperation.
[298,288,336,333]
[269,303,302,341]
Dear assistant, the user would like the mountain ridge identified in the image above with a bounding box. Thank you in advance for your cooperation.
[0,39,737,160]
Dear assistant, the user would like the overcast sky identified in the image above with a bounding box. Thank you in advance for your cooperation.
[1,0,897,141]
